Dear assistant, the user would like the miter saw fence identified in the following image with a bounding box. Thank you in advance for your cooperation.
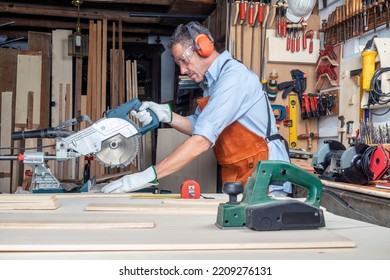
[216,160,325,231]
[0,98,159,193]
[312,140,390,185]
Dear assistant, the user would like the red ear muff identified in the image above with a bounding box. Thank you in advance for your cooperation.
[194,34,214,57]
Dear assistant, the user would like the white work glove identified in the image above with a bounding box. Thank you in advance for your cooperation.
[131,101,172,125]
[101,166,158,193]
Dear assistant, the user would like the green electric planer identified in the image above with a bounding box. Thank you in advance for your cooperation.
[215,160,325,231]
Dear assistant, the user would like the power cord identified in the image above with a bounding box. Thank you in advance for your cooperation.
[368,67,390,106]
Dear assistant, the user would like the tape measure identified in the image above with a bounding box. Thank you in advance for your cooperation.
[180,180,201,199]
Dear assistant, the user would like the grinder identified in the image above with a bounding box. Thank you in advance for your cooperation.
[215,160,325,231]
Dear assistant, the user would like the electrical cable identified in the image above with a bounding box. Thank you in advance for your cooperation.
[322,188,384,227]
[360,146,376,180]
[368,67,390,106]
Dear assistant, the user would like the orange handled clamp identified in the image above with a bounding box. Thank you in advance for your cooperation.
[258,2,264,23]
[181,180,201,199]
[248,0,255,25]
[239,0,246,21]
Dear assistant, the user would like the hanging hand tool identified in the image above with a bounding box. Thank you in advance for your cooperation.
[276,0,283,36]
[373,0,378,32]
[278,69,307,106]
[386,0,390,29]
[286,26,292,51]
[266,69,279,101]
[248,0,255,25]
[301,20,308,50]
[271,104,287,124]
[296,27,300,52]
[239,0,246,23]
[291,26,296,52]
[258,0,265,24]
[338,115,346,144]
[361,35,378,91]
[305,30,314,53]
[288,94,298,149]
[282,1,288,37]
[216,161,325,231]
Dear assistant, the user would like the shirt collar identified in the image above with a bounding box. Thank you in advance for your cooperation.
[204,51,232,88]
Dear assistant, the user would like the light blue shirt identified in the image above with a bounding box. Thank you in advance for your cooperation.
[187,51,291,193]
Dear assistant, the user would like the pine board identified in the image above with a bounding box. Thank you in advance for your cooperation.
[85,203,218,213]
[0,221,154,230]
[0,194,60,210]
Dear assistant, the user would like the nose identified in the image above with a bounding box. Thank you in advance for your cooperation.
[180,64,188,75]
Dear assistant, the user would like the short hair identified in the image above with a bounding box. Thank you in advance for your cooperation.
[168,21,206,50]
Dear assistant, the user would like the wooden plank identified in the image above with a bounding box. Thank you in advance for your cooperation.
[0,221,154,230]
[0,91,13,193]
[74,58,83,120]
[85,203,218,213]
[28,31,51,128]
[51,29,73,127]
[321,180,390,199]
[0,194,56,202]
[101,18,108,113]
[15,52,42,126]
[0,211,355,252]
[0,194,59,210]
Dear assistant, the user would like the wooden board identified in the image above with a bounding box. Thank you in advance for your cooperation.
[51,29,73,127]
[28,31,52,128]
[85,203,218,213]
[15,52,42,125]
[0,194,60,210]
[0,91,13,193]
[0,221,154,230]
[0,211,355,252]
[322,180,390,199]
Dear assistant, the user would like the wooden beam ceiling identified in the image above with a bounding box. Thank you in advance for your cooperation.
[0,0,216,42]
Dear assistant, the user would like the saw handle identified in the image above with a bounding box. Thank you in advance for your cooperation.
[105,98,159,135]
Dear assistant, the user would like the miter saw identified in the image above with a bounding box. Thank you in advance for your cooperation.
[2,98,159,193]
[312,140,390,185]
[216,160,325,231]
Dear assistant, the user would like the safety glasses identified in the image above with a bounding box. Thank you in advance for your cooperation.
[174,45,194,66]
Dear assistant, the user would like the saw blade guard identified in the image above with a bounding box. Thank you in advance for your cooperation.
[105,98,159,135]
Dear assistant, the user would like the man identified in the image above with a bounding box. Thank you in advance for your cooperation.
[102,21,291,196]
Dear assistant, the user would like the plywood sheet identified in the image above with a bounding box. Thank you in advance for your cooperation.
[0,212,355,252]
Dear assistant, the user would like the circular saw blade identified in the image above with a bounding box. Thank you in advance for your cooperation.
[95,134,140,167]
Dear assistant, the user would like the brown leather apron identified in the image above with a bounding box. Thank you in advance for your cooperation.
[197,96,268,186]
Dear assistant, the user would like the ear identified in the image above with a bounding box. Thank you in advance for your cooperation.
[195,34,214,57]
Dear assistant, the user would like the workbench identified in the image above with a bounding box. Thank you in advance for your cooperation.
[0,192,389,260]
[319,179,390,228]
